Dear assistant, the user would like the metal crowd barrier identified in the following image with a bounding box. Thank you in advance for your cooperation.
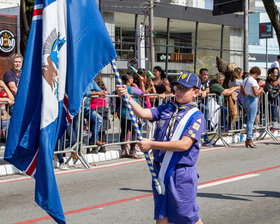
[2,91,280,168]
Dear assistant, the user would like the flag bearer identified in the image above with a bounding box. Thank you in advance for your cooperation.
[117,73,205,224]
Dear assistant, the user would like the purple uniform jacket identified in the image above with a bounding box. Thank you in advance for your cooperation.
[150,101,206,166]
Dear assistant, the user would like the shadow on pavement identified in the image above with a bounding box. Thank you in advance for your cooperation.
[228,191,280,199]
[197,192,251,201]
[263,142,280,146]
[119,187,153,193]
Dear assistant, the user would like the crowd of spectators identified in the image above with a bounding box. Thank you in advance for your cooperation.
[0,53,22,140]
[3,53,280,167]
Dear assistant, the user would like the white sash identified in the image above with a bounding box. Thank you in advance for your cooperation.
[158,107,199,195]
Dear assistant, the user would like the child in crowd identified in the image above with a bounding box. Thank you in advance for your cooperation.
[90,75,110,153]
[117,73,205,224]
[119,73,144,159]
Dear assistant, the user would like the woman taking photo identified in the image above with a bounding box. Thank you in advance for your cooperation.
[241,67,263,148]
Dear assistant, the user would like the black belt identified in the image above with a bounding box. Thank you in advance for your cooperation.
[154,161,190,169]
[175,164,190,169]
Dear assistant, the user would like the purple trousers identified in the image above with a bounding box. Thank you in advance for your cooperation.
[153,162,200,224]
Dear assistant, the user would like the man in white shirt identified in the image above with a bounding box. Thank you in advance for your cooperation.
[270,55,280,72]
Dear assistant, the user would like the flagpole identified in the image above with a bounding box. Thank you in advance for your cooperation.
[111,60,164,195]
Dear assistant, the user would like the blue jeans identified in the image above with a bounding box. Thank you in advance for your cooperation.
[199,103,209,142]
[271,104,278,122]
[57,122,78,164]
[84,108,102,142]
[244,96,258,139]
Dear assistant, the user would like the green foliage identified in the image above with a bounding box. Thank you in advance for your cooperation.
[26,0,35,26]
[186,50,217,78]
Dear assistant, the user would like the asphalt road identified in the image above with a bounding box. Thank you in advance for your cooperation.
[1,140,280,224]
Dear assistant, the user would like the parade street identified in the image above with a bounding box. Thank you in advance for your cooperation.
[1,140,280,224]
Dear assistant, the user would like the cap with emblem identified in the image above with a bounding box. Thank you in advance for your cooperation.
[171,73,201,89]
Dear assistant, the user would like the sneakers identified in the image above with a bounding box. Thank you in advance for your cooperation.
[128,153,142,159]
[59,163,69,170]
[53,154,59,162]
[98,147,106,153]
[272,122,280,129]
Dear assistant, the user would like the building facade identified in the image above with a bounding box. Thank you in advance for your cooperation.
[0,0,20,78]
[0,0,246,87]
[100,0,244,83]
[248,0,280,75]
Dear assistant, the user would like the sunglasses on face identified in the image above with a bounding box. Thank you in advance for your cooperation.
[173,85,191,92]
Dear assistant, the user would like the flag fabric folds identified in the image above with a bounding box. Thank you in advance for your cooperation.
[4,0,116,223]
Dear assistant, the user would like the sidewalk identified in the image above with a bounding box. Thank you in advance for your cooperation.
[0,144,141,176]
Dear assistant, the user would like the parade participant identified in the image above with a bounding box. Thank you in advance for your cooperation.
[117,73,205,224]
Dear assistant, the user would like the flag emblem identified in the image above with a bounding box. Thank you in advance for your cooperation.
[43,29,66,97]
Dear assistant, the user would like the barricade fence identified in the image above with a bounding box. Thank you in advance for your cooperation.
[0,92,279,167]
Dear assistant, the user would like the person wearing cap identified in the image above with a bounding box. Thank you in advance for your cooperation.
[116,73,205,224]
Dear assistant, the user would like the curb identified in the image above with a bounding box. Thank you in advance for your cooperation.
[1,131,279,177]
[0,149,125,176]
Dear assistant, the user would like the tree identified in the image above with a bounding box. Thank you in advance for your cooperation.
[262,0,280,48]
[20,0,34,55]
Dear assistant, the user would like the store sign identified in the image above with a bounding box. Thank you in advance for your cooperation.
[0,29,16,53]
[248,53,278,62]
[157,53,193,63]
[259,23,273,39]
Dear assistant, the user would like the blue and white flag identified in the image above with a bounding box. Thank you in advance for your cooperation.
[4,0,116,223]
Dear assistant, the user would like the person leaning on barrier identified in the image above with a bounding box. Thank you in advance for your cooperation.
[263,76,280,129]
[119,73,144,159]
[90,75,110,153]
[0,80,14,137]
[198,68,212,147]
[83,78,105,149]
[148,66,171,105]
[210,73,240,130]
[229,67,243,88]
[135,68,157,140]
[255,78,264,128]
[267,67,280,85]
[0,80,14,106]
[240,66,264,148]
[3,53,23,96]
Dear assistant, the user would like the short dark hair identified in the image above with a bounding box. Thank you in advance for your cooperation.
[267,76,277,83]
[277,55,280,60]
[270,67,278,74]
[121,73,133,84]
[199,68,208,75]
[137,68,146,77]
[249,66,261,76]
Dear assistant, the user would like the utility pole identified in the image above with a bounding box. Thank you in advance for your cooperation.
[244,0,249,72]
[149,0,155,69]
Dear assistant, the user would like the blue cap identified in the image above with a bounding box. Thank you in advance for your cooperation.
[172,73,201,89]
